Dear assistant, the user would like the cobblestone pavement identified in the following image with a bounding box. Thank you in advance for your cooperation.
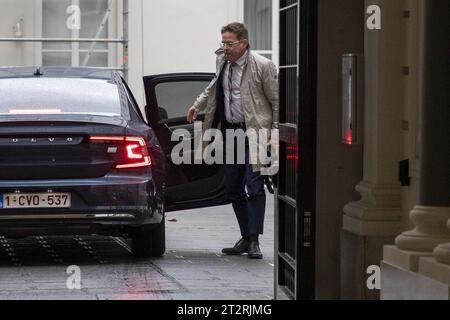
[0,192,274,300]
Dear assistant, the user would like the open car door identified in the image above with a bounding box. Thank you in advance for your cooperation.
[143,73,229,212]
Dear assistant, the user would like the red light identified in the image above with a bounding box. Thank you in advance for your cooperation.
[90,136,124,142]
[90,136,152,169]
[126,144,142,159]
[287,144,299,170]
[115,155,151,169]
[345,131,353,145]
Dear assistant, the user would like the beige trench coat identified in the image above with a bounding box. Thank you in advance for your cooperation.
[192,50,279,172]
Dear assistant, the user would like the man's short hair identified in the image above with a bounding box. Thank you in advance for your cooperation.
[221,22,250,48]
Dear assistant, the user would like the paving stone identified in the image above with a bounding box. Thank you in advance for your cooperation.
[0,191,274,300]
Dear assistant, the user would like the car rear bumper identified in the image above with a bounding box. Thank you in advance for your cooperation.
[0,213,164,237]
[0,173,164,237]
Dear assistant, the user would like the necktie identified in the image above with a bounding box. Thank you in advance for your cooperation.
[228,61,236,123]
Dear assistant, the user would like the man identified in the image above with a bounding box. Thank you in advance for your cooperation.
[187,22,278,259]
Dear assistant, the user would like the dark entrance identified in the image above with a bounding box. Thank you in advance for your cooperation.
[275,0,317,300]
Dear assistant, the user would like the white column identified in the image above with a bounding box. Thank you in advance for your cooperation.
[395,207,450,252]
[342,0,406,237]
[384,0,450,278]
[434,220,450,265]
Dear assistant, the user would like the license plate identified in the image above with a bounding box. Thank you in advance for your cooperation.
[0,193,71,209]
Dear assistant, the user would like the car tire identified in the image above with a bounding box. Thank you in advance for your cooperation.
[132,217,165,258]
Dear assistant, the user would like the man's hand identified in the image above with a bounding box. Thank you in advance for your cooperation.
[187,106,199,123]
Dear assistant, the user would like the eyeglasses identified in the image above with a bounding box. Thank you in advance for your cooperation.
[219,40,243,48]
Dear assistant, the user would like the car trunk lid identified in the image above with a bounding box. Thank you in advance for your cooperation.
[0,120,127,180]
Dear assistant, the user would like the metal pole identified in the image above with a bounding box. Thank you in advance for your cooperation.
[81,0,114,67]
[0,37,126,43]
[122,0,129,81]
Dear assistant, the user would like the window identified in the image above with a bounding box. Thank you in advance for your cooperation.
[244,0,273,60]
[155,81,211,120]
[41,0,117,68]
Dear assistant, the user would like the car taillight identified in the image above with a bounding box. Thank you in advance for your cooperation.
[90,136,152,169]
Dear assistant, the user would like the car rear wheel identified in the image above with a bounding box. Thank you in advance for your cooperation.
[131,217,165,257]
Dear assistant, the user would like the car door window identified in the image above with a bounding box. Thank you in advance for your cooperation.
[143,73,228,211]
[154,81,210,121]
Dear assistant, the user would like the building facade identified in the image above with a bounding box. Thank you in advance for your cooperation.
[0,0,278,108]
[1,0,449,300]
[276,0,450,299]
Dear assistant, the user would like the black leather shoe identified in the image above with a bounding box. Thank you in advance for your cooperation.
[248,240,263,259]
[222,238,249,255]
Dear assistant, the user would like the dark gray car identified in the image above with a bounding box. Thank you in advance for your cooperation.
[0,67,234,258]
[0,67,166,257]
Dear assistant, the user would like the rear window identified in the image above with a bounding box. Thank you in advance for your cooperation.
[0,78,121,117]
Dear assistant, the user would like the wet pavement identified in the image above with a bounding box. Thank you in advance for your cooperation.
[0,192,274,300]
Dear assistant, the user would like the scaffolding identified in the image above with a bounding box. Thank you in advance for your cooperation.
[0,0,128,79]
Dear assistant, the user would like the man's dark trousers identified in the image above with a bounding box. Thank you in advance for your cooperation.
[224,123,266,238]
